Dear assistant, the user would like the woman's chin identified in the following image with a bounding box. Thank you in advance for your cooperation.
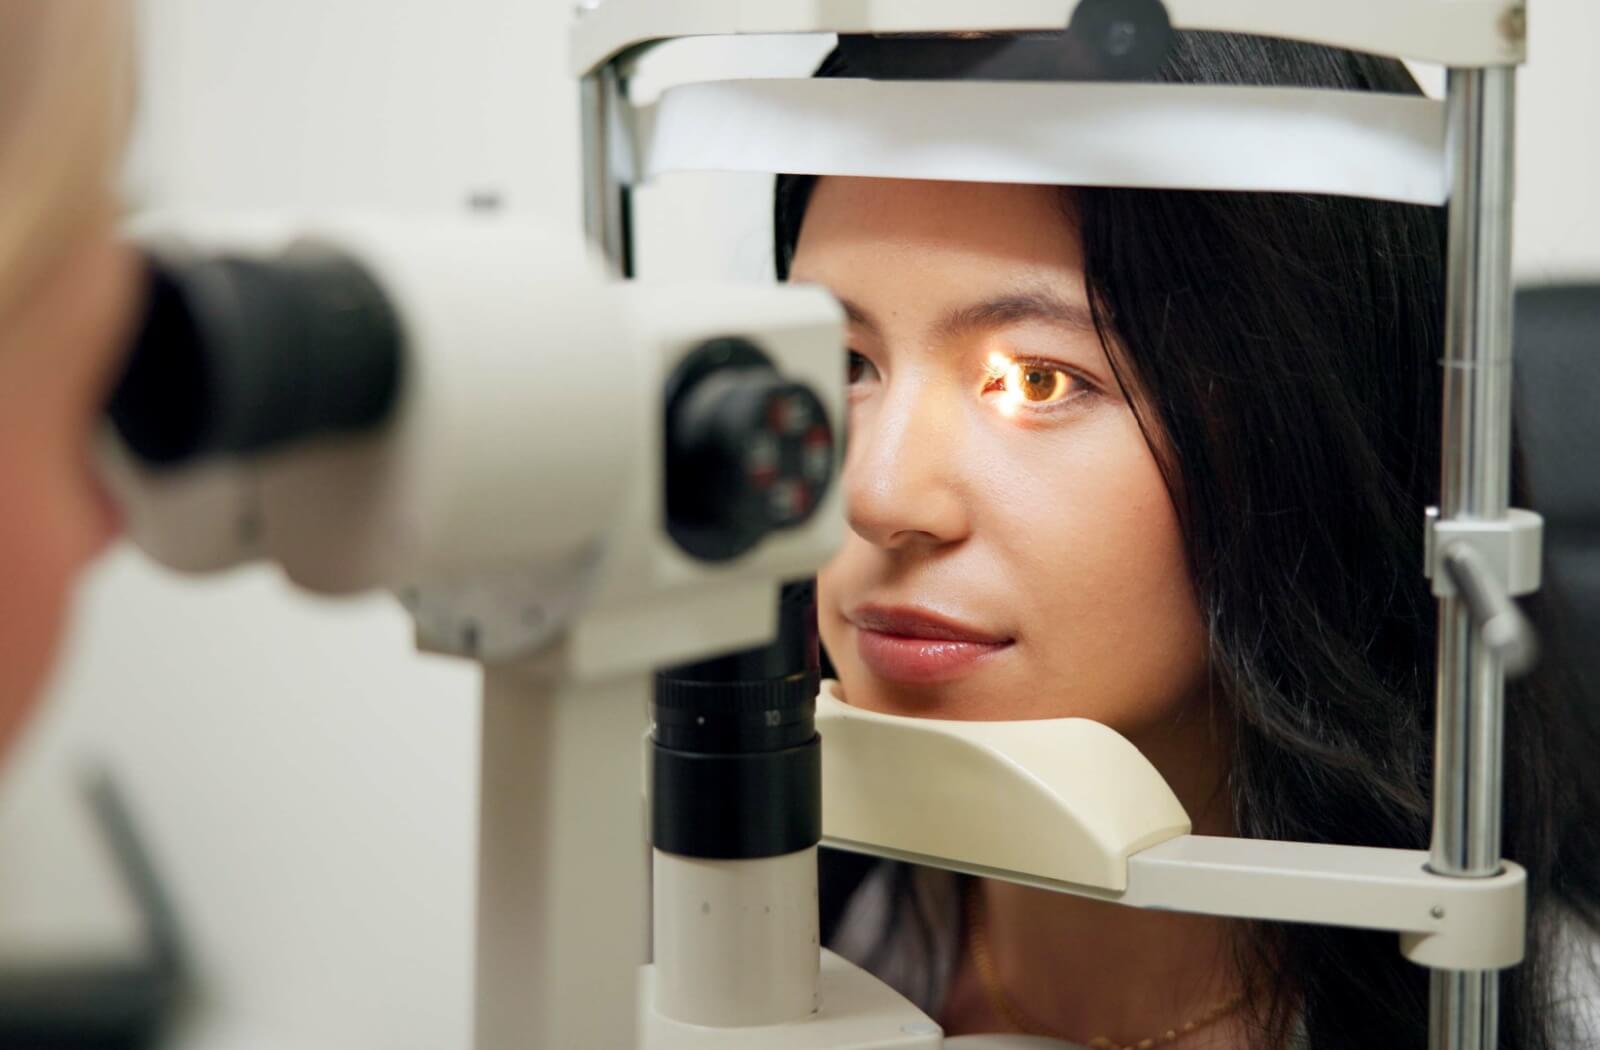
[829,669,1021,722]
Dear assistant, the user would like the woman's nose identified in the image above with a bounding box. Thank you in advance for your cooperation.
[844,388,971,551]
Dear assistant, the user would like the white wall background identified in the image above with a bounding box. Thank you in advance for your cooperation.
[6,3,1598,1049]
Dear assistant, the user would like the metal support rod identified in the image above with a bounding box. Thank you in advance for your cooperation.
[474,663,651,1049]
[579,64,635,276]
[1429,65,1518,1050]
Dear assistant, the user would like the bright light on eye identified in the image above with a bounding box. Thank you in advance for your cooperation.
[985,351,1026,418]
[997,371,1025,417]
[986,348,1080,416]
[985,356,1024,419]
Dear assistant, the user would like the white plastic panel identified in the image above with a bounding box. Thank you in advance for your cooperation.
[640,78,1448,204]
[476,668,651,1050]
[1124,835,1528,970]
[571,0,1522,76]
[652,850,818,1027]
[640,949,943,1049]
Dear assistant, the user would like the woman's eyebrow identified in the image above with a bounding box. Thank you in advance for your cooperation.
[832,290,1096,340]
[836,296,881,334]
[934,290,1097,341]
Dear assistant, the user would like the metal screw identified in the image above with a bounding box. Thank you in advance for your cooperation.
[1499,5,1527,42]
[1431,905,1447,919]
[1105,21,1138,57]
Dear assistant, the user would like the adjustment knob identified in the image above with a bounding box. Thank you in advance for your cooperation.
[665,338,835,562]
[1067,0,1173,80]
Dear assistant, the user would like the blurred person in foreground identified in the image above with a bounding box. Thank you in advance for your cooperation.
[0,0,139,756]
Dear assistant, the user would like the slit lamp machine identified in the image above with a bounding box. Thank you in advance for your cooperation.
[99,1,1537,1047]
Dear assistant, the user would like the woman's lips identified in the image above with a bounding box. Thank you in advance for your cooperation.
[849,605,1013,685]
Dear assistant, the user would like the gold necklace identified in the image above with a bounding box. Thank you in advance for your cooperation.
[963,881,1246,1050]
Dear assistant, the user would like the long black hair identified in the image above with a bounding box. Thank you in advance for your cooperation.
[776,30,1600,1050]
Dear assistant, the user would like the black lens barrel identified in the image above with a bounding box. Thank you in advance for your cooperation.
[651,581,823,860]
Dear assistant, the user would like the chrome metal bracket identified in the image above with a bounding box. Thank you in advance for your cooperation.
[1425,507,1543,675]
[1424,506,1543,599]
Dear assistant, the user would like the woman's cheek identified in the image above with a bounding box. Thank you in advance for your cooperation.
[815,541,857,671]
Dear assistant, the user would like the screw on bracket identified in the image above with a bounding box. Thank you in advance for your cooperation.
[1500,4,1527,43]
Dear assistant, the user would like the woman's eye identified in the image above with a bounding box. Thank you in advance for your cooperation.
[846,350,880,386]
[1013,364,1071,403]
[982,353,1083,413]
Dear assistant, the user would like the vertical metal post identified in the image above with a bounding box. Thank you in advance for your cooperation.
[1429,65,1518,1050]
[474,665,651,1049]
[579,63,635,276]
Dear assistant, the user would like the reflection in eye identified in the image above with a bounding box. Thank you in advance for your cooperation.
[983,351,1078,418]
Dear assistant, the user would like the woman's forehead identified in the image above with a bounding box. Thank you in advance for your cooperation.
[802,176,1074,244]
[789,178,1087,318]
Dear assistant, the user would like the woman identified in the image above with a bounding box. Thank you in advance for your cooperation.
[778,31,1600,1050]
[0,1,139,755]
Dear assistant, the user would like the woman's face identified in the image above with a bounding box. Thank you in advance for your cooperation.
[0,225,137,748]
[791,178,1208,739]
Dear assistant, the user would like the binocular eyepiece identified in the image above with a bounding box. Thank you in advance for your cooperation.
[108,244,405,468]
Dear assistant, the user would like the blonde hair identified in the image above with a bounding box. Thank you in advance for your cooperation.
[0,0,131,324]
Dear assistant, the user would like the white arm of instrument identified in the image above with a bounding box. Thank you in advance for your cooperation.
[572,0,1523,76]
[817,681,1526,971]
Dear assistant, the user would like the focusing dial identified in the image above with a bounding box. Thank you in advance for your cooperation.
[664,338,835,562]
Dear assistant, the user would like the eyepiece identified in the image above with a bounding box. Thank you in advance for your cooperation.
[108,243,404,467]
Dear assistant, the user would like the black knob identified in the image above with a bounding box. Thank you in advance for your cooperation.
[1066,0,1173,81]
[664,338,835,562]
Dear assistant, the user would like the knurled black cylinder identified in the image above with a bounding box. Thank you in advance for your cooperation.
[650,737,821,860]
[652,671,818,752]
